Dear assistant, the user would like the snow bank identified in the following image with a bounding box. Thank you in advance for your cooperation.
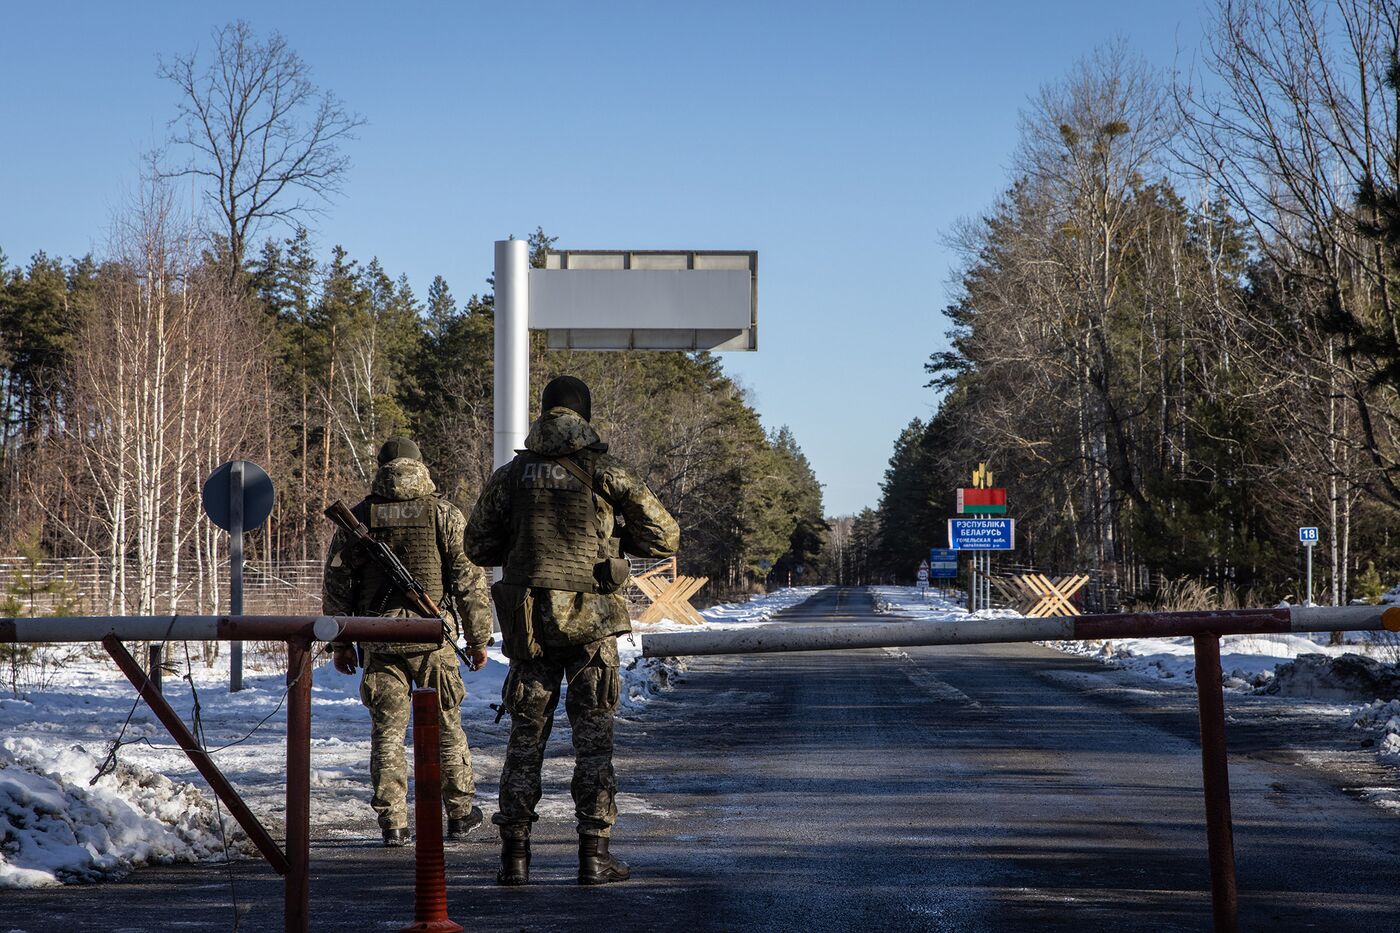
[1263,653,1400,700]
[1352,699,1400,765]
[1049,632,1364,687]
[0,736,232,888]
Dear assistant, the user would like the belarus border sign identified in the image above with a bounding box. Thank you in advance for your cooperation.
[948,518,1015,551]
[928,548,958,578]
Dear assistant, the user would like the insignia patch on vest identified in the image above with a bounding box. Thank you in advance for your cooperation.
[370,501,433,528]
[519,461,581,489]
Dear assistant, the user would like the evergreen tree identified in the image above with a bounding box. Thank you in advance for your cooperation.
[426,275,456,341]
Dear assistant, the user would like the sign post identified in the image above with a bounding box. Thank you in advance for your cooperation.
[955,463,1013,611]
[202,460,275,692]
[1299,526,1319,607]
[917,559,930,597]
[230,461,244,691]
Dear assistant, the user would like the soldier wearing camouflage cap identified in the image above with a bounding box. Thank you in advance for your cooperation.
[323,436,494,846]
[466,375,679,886]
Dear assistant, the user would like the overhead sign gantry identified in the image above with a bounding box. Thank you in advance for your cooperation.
[492,242,758,469]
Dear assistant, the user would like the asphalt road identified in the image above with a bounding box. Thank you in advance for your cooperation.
[8,586,1400,932]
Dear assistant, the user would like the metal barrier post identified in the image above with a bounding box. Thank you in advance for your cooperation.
[403,688,463,932]
[101,635,289,874]
[285,636,313,933]
[1192,633,1239,933]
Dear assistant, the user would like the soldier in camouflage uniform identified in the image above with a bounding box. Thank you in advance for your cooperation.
[465,376,679,886]
[323,437,494,847]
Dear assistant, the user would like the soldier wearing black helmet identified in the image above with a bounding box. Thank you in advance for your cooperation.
[465,376,680,885]
[323,436,493,846]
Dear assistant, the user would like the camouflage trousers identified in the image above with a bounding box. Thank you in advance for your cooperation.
[360,645,475,831]
[493,637,621,840]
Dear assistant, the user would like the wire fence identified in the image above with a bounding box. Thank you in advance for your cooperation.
[2,555,693,620]
[0,557,326,617]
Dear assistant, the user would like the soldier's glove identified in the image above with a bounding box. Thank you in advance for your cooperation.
[467,647,488,672]
[331,645,358,676]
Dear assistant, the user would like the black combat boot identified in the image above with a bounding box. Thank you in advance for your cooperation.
[446,806,483,840]
[578,835,630,885]
[381,827,412,847]
[496,836,530,886]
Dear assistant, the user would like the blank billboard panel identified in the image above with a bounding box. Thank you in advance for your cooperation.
[535,250,757,351]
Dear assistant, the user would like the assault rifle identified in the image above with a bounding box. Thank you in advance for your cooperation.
[323,499,474,668]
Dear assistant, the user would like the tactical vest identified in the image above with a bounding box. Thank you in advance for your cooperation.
[352,496,445,614]
[502,449,601,593]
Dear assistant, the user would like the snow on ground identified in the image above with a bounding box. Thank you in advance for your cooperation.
[0,586,824,887]
[871,586,1021,621]
[1049,631,1362,686]
[1353,699,1400,766]
[0,648,373,888]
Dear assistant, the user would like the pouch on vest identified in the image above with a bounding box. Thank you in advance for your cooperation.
[490,580,540,660]
[594,557,631,595]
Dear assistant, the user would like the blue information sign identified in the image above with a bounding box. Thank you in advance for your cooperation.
[928,548,958,578]
[948,518,1015,551]
[1298,526,1319,544]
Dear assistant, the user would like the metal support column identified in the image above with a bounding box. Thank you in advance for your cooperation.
[285,637,313,933]
[229,460,244,692]
[1192,634,1239,933]
[966,553,976,612]
[982,552,991,610]
[493,239,530,471]
[1305,545,1314,607]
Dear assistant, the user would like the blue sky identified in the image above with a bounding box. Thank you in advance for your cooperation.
[1,1,1208,515]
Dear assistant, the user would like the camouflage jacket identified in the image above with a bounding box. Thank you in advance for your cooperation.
[323,458,493,653]
[465,407,680,649]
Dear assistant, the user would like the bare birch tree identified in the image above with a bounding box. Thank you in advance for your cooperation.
[51,181,269,615]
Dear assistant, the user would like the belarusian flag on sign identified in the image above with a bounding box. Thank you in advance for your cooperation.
[956,488,1007,514]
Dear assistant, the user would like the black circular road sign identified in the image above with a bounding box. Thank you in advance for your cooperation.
[202,460,275,532]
